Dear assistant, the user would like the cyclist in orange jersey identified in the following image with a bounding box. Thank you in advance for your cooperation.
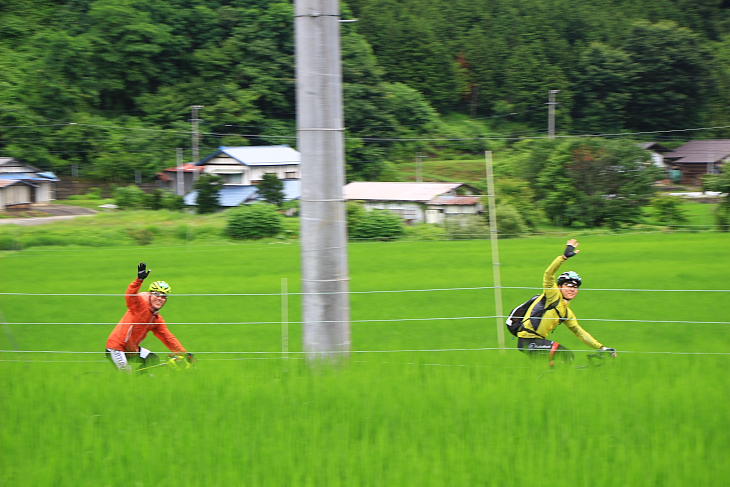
[105,262,193,372]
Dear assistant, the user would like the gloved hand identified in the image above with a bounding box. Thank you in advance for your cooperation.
[599,346,617,358]
[137,262,150,280]
[563,239,579,259]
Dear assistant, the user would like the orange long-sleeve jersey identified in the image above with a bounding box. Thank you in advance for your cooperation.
[106,278,185,354]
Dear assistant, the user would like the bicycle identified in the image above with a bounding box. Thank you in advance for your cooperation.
[136,353,197,374]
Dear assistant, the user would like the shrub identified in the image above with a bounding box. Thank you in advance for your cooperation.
[350,209,404,241]
[443,215,489,240]
[495,203,528,238]
[650,195,689,226]
[346,201,367,235]
[114,185,146,210]
[162,193,186,211]
[225,203,283,240]
[443,205,527,240]
[403,223,447,241]
[715,206,730,232]
[128,227,155,245]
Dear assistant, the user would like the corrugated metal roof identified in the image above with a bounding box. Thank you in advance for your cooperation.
[664,140,730,164]
[0,173,35,180]
[36,171,58,180]
[343,182,465,202]
[0,178,35,188]
[184,186,260,207]
[0,172,54,182]
[428,195,482,205]
[198,145,301,166]
[185,180,302,207]
[0,179,26,188]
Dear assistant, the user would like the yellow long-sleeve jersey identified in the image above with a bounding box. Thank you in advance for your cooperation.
[517,255,603,350]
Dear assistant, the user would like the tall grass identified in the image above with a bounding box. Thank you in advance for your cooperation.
[3,354,728,487]
[1,233,729,485]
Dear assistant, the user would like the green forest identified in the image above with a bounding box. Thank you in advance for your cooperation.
[1,0,729,182]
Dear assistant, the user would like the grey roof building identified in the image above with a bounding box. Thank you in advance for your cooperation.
[663,140,730,185]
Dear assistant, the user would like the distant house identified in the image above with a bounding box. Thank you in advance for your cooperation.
[343,182,483,224]
[0,157,59,210]
[175,145,302,208]
[663,140,730,186]
[637,142,671,169]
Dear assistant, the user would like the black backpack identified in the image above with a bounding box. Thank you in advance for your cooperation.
[505,294,561,337]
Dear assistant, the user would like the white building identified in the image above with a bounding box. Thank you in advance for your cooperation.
[198,145,300,185]
[343,182,483,224]
[174,145,302,208]
[0,158,59,210]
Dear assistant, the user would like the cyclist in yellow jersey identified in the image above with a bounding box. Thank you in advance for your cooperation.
[517,239,616,365]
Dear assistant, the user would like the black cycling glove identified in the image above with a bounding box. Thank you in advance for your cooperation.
[563,244,577,259]
[137,262,151,280]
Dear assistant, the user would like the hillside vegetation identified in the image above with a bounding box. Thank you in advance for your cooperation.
[1,0,729,183]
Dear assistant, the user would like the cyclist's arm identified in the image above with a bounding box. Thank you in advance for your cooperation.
[543,255,565,305]
[152,320,186,353]
[564,311,603,349]
[125,279,145,313]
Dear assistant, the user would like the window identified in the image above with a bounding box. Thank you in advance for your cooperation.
[221,173,242,184]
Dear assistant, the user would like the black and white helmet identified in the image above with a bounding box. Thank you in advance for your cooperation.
[557,271,582,287]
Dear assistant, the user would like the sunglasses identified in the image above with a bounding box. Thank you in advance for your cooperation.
[563,282,580,288]
[151,292,168,298]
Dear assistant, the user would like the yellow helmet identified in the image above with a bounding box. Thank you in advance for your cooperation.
[149,281,171,295]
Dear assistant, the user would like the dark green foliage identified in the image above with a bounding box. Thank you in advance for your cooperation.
[702,164,730,231]
[145,189,166,210]
[650,195,689,226]
[162,192,186,211]
[346,201,367,236]
[443,215,489,240]
[225,203,283,240]
[509,138,661,228]
[194,173,222,214]
[113,185,146,210]
[257,173,285,207]
[350,209,404,241]
[1,0,729,183]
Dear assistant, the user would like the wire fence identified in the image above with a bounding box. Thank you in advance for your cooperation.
[1,283,729,361]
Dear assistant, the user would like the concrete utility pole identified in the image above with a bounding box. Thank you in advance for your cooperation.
[547,90,560,138]
[176,148,184,196]
[295,0,351,362]
[191,105,204,163]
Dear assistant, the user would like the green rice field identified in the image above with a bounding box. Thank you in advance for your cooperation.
[2,233,729,486]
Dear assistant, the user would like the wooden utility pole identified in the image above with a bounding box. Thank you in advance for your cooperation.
[295,0,351,362]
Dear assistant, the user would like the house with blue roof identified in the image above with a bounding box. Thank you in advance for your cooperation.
[161,145,301,208]
[0,157,59,210]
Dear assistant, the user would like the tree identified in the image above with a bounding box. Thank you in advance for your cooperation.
[258,173,285,207]
[194,173,222,214]
[510,138,661,228]
[621,20,712,131]
[571,43,636,133]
